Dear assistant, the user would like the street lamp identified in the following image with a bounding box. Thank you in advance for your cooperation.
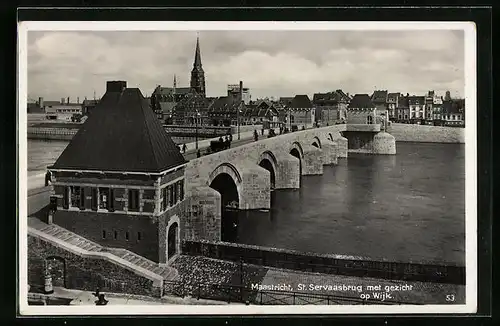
[237,103,241,140]
[195,110,201,150]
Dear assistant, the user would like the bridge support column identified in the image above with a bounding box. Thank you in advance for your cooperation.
[332,133,348,158]
[238,164,271,210]
[372,132,396,155]
[302,145,323,175]
[320,142,338,165]
[184,186,221,242]
[275,156,300,189]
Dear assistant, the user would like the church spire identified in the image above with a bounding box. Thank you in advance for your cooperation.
[193,35,202,68]
[190,34,206,97]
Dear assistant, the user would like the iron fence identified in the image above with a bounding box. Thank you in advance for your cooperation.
[163,280,421,305]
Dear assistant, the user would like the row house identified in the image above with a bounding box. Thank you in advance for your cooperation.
[206,96,243,127]
[442,99,465,127]
[48,81,187,264]
[371,90,389,125]
[151,84,191,122]
[408,96,426,123]
[281,95,316,129]
[312,89,349,125]
[240,100,280,128]
[387,93,400,120]
[395,95,410,122]
[171,92,213,126]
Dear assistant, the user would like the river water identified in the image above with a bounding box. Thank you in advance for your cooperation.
[27,139,465,265]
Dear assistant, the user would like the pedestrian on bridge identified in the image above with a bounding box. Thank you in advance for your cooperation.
[253,130,259,141]
[197,150,201,158]
[182,143,187,153]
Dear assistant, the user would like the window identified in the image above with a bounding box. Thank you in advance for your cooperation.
[367,115,373,124]
[70,186,84,209]
[172,183,178,204]
[91,188,98,211]
[161,187,168,211]
[102,230,106,239]
[63,186,69,209]
[128,189,140,211]
[99,187,109,210]
[125,231,129,241]
[114,231,118,240]
[168,185,174,207]
[179,180,184,201]
[137,232,142,241]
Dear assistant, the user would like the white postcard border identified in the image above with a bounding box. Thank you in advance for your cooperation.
[17,20,478,315]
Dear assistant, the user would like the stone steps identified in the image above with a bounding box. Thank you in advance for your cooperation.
[28,217,178,281]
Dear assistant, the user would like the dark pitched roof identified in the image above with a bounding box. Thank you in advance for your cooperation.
[27,103,43,113]
[397,96,409,109]
[208,96,240,113]
[52,87,186,173]
[348,94,375,109]
[371,90,388,104]
[43,100,63,107]
[83,99,99,106]
[153,86,191,96]
[442,99,464,114]
[387,93,400,100]
[289,95,313,108]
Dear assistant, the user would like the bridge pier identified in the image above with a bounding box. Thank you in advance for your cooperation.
[301,145,323,175]
[274,156,300,189]
[331,132,348,158]
[237,164,271,210]
[184,186,221,242]
[320,141,338,165]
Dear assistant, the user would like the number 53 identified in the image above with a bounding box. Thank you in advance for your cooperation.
[446,294,455,302]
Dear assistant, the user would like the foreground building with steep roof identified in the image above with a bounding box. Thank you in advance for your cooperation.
[48,81,188,264]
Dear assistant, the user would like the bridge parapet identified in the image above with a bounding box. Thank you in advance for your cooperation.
[346,124,381,132]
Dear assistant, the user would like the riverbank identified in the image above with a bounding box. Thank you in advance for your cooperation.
[389,123,465,143]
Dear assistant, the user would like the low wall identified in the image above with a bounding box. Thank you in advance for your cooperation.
[182,240,465,285]
[388,123,465,143]
[27,127,78,141]
[28,234,162,297]
[164,125,231,138]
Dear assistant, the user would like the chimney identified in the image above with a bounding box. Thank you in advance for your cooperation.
[239,81,243,103]
[38,97,44,108]
[77,97,80,104]
[106,81,127,93]
[67,97,70,104]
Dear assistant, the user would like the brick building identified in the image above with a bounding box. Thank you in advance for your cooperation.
[282,95,316,129]
[346,94,377,125]
[47,81,188,264]
[312,89,350,125]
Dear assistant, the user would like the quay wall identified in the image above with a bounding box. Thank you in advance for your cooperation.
[388,123,465,143]
[182,240,465,285]
[27,234,162,297]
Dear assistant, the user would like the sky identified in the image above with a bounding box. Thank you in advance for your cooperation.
[27,29,465,102]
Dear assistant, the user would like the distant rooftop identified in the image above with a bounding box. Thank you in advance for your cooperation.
[51,81,186,173]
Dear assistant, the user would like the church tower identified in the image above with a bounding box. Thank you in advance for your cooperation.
[190,36,206,97]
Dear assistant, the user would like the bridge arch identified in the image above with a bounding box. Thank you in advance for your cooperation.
[312,136,322,148]
[208,163,242,242]
[289,141,304,177]
[258,150,278,190]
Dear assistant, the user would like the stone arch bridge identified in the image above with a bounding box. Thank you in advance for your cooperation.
[182,125,350,241]
[182,124,395,242]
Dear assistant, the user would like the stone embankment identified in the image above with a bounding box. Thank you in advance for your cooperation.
[389,123,465,143]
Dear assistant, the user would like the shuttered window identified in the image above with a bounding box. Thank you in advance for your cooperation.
[63,186,69,209]
[128,189,139,211]
[79,187,85,210]
[179,180,184,201]
[108,189,115,212]
[91,188,98,211]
